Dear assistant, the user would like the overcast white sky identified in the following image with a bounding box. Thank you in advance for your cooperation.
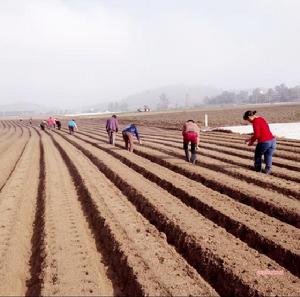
[0,0,299,108]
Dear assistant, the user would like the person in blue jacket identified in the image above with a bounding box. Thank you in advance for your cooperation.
[122,124,142,152]
[68,119,78,135]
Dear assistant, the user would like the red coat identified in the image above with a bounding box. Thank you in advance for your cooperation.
[250,117,274,144]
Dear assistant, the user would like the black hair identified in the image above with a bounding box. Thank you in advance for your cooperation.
[112,114,117,118]
[187,119,195,123]
[243,110,256,120]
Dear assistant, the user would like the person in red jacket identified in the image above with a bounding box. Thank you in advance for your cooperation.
[243,110,276,174]
[182,120,200,164]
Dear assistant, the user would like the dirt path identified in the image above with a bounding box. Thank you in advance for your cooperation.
[0,123,22,153]
[0,127,30,191]
[36,131,115,296]
[0,128,39,295]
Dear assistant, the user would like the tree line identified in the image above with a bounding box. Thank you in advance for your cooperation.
[204,84,300,105]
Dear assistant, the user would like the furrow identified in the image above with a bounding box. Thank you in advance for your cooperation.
[0,127,31,192]
[54,130,300,297]
[40,131,115,296]
[70,129,300,227]
[49,131,218,296]
[0,129,40,296]
[25,129,46,297]
[81,127,300,184]
[69,131,300,277]
[84,127,300,197]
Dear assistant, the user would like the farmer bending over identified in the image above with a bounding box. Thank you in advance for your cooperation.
[182,120,200,164]
[243,110,276,175]
[122,124,142,152]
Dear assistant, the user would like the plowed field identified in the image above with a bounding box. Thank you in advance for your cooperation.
[0,119,299,297]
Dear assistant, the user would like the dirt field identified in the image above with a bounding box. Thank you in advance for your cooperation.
[0,118,299,296]
[110,103,300,129]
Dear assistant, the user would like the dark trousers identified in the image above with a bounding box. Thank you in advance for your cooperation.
[68,126,74,134]
[123,132,134,152]
[183,141,196,163]
[107,130,116,145]
[254,139,276,173]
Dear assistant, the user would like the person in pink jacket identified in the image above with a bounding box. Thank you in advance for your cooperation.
[182,120,200,164]
[47,117,55,129]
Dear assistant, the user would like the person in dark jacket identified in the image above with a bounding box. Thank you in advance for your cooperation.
[106,115,119,145]
[40,120,46,131]
[55,119,62,130]
[122,124,142,152]
[243,110,276,174]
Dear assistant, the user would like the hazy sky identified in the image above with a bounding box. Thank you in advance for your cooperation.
[0,0,299,108]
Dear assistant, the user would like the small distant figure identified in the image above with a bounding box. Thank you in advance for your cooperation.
[243,110,276,175]
[55,119,62,130]
[40,120,46,131]
[29,118,33,126]
[68,119,78,135]
[122,124,142,152]
[47,117,55,129]
[106,115,119,146]
[182,120,200,164]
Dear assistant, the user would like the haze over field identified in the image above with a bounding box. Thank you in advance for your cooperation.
[0,0,300,111]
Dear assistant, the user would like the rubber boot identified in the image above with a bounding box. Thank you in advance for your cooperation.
[254,163,262,172]
[190,153,196,165]
[264,166,271,175]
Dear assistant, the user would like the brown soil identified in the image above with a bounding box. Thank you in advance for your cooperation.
[0,119,299,297]
[77,103,300,129]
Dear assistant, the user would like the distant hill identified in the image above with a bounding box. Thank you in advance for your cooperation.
[0,102,60,116]
[83,84,221,113]
[123,84,220,110]
[0,102,45,112]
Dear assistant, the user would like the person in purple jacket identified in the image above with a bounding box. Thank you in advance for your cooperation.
[106,115,119,146]
[122,124,142,152]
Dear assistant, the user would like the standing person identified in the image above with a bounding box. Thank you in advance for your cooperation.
[122,124,142,152]
[182,120,200,164]
[68,119,78,135]
[243,110,276,174]
[55,119,62,130]
[106,115,118,145]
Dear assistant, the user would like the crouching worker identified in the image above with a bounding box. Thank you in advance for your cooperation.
[243,110,276,175]
[182,120,200,164]
[40,120,46,131]
[68,119,78,135]
[55,119,62,130]
[122,124,142,152]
